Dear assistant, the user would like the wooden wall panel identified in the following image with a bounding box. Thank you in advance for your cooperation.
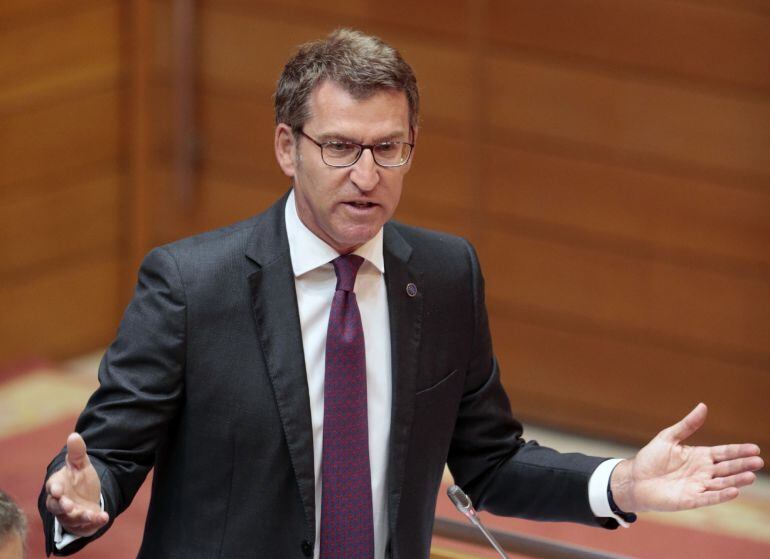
[0,61,119,115]
[0,89,120,188]
[485,145,770,270]
[685,0,770,18]
[0,172,121,277]
[490,310,768,446]
[486,0,770,92]
[200,92,277,177]
[0,4,119,86]
[393,40,476,129]
[0,0,78,21]
[364,0,471,39]
[212,0,471,40]
[401,132,476,211]
[200,9,327,93]
[0,0,126,365]
[483,229,770,359]
[0,256,120,362]
[486,56,770,182]
[199,3,476,129]
[193,167,289,231]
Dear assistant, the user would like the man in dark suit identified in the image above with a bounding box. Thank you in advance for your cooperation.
[40,29,762,558]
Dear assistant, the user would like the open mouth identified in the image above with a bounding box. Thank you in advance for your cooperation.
[345,201,376,209]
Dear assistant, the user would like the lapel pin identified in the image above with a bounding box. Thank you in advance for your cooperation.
[406,283,418,297]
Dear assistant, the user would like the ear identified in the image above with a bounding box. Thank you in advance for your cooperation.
[274,123,297,177]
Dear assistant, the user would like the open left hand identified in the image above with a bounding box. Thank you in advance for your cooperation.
[610,403,763,513]
[45,433,109,536]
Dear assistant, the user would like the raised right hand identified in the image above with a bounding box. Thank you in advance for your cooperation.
[45,432,109,536]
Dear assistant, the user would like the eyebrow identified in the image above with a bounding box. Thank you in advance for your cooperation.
[315,130,409,143]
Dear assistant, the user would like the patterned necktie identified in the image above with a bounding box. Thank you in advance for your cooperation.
[320,254,374,559]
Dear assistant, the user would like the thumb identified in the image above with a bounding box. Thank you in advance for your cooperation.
[662,402,708,443]
[65,432,91,471]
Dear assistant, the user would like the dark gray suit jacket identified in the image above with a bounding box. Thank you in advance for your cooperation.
[40,194,614,558]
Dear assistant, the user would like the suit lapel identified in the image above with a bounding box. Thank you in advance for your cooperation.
[383,224,424,542]
[245,195,316,541]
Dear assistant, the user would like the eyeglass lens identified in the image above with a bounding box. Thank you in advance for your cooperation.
[322,142,411,167]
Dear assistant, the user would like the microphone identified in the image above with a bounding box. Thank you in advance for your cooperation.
[447,485,510,559]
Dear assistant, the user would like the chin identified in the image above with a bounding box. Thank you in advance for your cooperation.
[334,229,378,252]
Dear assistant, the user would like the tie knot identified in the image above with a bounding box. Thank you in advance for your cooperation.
[332,254,364,292]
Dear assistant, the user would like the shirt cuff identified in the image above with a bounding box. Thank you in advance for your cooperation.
[588,458,631,528]
[54,493,105,550]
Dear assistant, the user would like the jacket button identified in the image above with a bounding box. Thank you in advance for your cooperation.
[301,539,313,557]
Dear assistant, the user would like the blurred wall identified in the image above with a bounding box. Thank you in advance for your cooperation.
[0,1,125,363]
[1,0,768,450]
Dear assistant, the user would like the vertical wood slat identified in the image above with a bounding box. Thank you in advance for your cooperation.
[127,0,152,283]
[171,0,198,211]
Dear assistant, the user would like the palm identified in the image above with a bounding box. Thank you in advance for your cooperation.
[45,433,109,536]
[53,453,101,506]
[632,437,718,511]
[613,404,763,513]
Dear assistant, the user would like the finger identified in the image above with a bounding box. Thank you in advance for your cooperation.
[712,456,765,478]
[58,507,109,528]
[46,479,63,499]
[45,495,65,516]
[705,471,756,492]
[58,497,102,524]
[690,487,739,508]
[57,511,108,537]
[59,519,106,538]
[66,508,109,527]
[58,495,75,515]
[711,443,761,463]
[46,464,70,497]
[661,402,707,443]
[66,432,91,471]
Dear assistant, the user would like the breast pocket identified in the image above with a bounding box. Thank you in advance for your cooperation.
[415,368,461,399]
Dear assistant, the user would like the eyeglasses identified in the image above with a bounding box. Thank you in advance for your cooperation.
[298,128,414,168]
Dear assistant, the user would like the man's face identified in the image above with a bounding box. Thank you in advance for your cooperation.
[0,531,23,559]
[275,80,415,254]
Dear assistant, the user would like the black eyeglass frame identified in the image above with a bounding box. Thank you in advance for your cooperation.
[297,128,415,168]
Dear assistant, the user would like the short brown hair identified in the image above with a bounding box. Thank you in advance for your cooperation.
[0,490,26,552]
[274,28,419,131]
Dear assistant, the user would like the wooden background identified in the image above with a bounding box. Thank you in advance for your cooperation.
[1,0,768,451]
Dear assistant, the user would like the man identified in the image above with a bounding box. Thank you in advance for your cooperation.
[0,491,26,559]
[40,29,762,558]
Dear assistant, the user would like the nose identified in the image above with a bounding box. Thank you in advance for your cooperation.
[350,148,379,191]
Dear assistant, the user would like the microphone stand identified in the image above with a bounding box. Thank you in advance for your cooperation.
[447,484,510,559]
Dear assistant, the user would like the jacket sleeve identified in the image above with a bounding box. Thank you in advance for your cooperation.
[446,240,619,528]
[38,246,188,555]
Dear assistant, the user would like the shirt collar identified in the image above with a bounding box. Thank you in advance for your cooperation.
[284,189,385,277]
